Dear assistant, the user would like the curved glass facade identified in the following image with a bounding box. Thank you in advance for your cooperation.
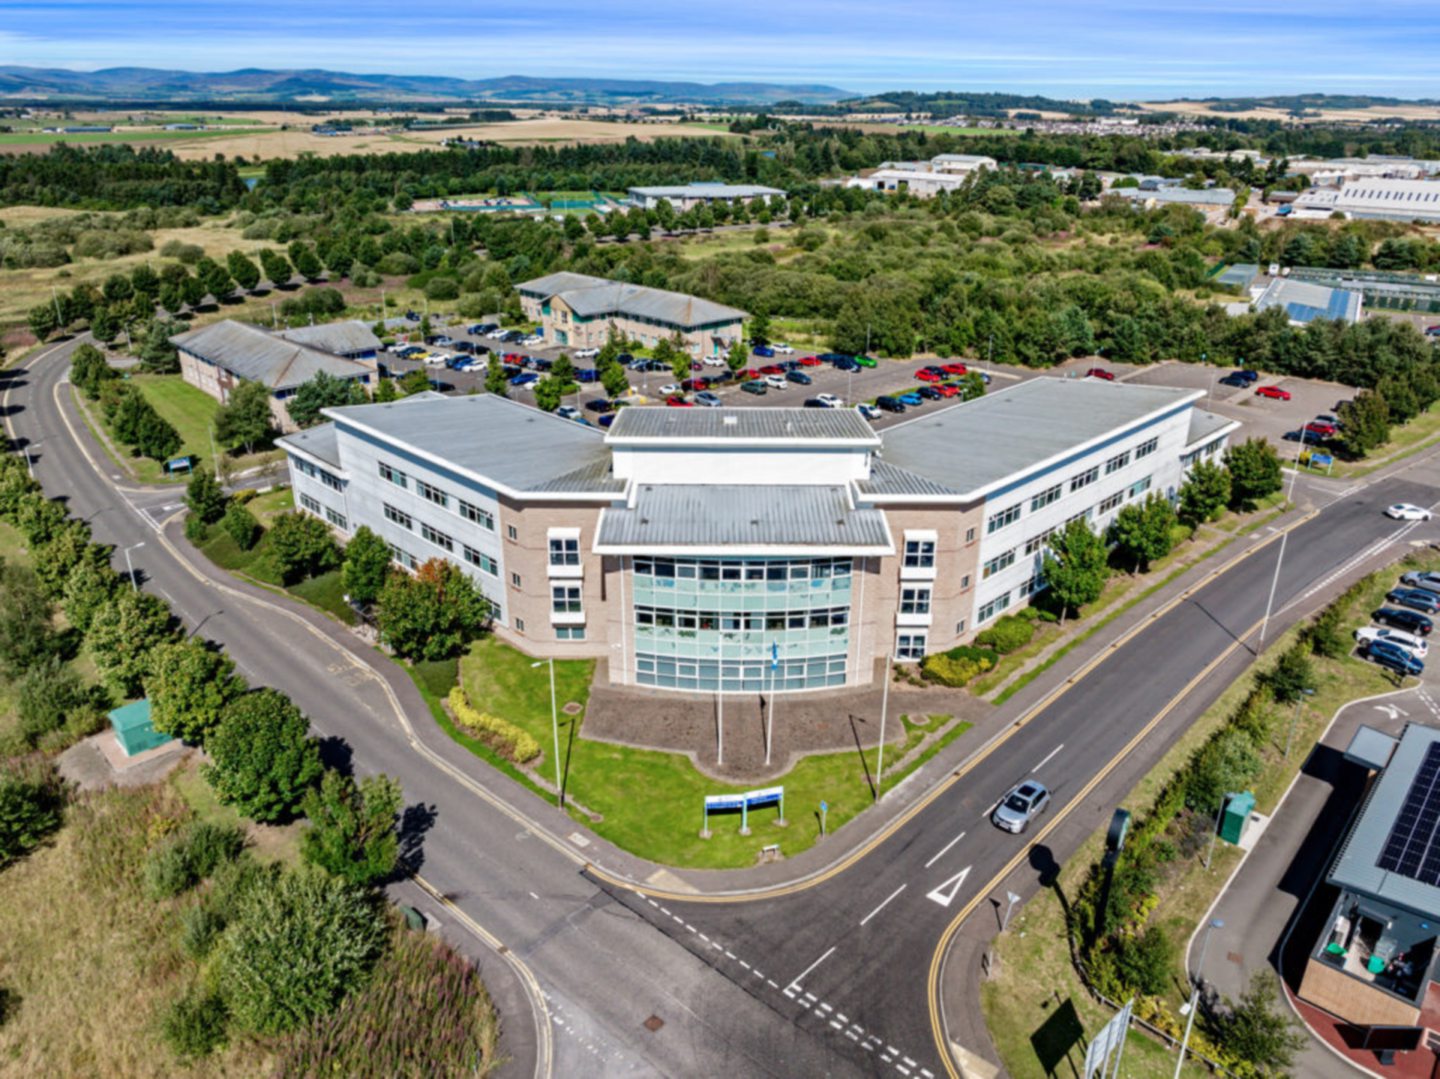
[631,557,853,692]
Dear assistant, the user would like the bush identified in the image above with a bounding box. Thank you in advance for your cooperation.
[267,512,340,584]
[183,512,209,543]
[222,503,261,551]
[1113,926,1176,997]
[975,614,1035,654]
[162,986,230,1059]
[0,760,65,869]
[15,657,95,747]
[447,687,540,762]
[205,689,323,823]
[920,645,999,687]
[376,558,490,660]
[143,821,246,898]
[180,904,226,959]
[424,277,460,301]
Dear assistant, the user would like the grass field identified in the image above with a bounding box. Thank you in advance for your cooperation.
[0,127,272,151]
[455,637,969,868]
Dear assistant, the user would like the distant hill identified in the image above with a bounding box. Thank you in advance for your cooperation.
[830,91,1127,118]
[1174,93,1440,113]
[0,66,852,106]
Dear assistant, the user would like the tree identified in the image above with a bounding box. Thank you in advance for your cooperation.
[268,512,340,584]
[600,361,630,399]
[16,656,96,748]
[1178,459,1230,530]
[259,248,292,288]
[373,377,399,403]
[288,241,323,281]
[1108,493,1176,573]
[89,305,120,345]
[300,770,402,886]
[1261,644,1314,704]
[226,251,262,293]
[112,385,153,446]
[725,338,748,374]
[195,257,234,303]
[62,555,120,635]
[13,492,67,547]
[214,380,274,455]
[87,587,176,696]
[136,408,182,461]
[223,503,261,551]
[1041,517,1110,624]
[185,469,228,525]
[0,560,60,679]
[103,272,135,304]
[340,526,392,607]
[1339,390,1391,459]
[550,352,576,387]
[0,760,65,870]
[27,302,58,342]
[147,639,246,746]
[1224,437,1283,510]
[205,689,323,822]
[216,864,387,1035]
[748,309,772,343]
[32,518,103,599]
[287,372,367,429]
[651,337,678,380]
[1209,971,1306,1073]
[375,557,490,661]
[533,376,563,413]
[484,357,509,397]
[960,371,987,400]
[398,369,430,396]
[69,343,116,400]
[138,317,185,373]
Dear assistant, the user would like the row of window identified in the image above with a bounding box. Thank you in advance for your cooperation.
[379,460,496,532]
[634,653,848,692]
[386,542,503,624]
[387,504,506,580]
[298,492,348,532]
[634,605,850,631]
[990,474,1157,575]
[634,558,852,581]
[985,435,1162,535]
[903,538,935,568]
[294,456,344,492]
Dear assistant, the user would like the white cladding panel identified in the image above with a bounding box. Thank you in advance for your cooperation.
[611,445,870,486]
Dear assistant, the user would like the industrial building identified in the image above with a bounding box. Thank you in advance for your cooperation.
[277,378,1235,693]
[844,153,997,198]
[1292,178,1440,224]
[1108,186,1237,210]
[626,183,784,211]
[516,272,748,356]
[1252,277,1364,326]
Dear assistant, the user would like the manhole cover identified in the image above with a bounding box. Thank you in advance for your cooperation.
[1226,951,1244,965]
[643,1015,664,1033]
[562,701,583,715]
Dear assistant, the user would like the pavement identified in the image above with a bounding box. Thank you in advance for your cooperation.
[10,334,1440,1078]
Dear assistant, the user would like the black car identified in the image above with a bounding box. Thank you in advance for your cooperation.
[803,397,829,408]
[834,357,861,372]
[1219,373,1250,388]
[405,310,421,322]
[585,399,613,413]
[779,359,803,372]
[617,353,634,366]
[818,352,851,362]
[876,395,907,413]
[598,413,617,428]
[1374,607,1434,636]
[707,370,733,385]
[453,341,476,354]
[918,385,943,400]
[786,370,813,385]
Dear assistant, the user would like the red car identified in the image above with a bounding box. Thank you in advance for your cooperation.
[1256,385,1291,401]
[941,362,968,376]
[665,395,692,407]
[690,361,703,371]
[738,367,761,380]
[915,369,944,383]
[1085,367,1115,381]
[681,378,706,392]
[503,352,525,363]
[1304,420,1337,438]
[799,355,823,367]
[935,382,961,398]
[759,364,785,376]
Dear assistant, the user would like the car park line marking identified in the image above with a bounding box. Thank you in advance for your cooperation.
[1031,744,1064,773]
[923,831,967,869]
[860,884,908,926]
[787,946,837,991]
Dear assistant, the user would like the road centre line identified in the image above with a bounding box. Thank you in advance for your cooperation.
[860,885,908,926]
[1031,744,1064,773]
[787,946,837,990]
[923,831,966,869]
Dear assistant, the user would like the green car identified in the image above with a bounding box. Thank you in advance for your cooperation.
[853,355,877,368]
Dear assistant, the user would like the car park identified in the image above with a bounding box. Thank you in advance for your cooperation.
[1255,385,1291,400]
[1356,626,1429,659]
[1374,607,1434,635]
[786,371,813,385]
[764,374,789,390]
[1363,638,1425,678]
[898,391,924,406]
[1402,571,1440,592]
[816,393,843,408]
[695,391,722,407]
[991,781,1051,834]
[1388,588,1440,613]
[753,345,776,358]
[1085,367,1115,381]
[1386,503,1433,521]
[876,396,906,413]
[799,356,823,367]
[856,403,881,420]
[740,380,767,395]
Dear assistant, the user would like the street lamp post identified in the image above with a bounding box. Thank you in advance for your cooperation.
[1204,794,1226,870]
[1258,427,1307,649]
[876,652,893,800]
[530,659,563,809]
[24,438,41,479]
[122,541,146,592]
[1284,687,1317,760]
[1174,918,1224,1079]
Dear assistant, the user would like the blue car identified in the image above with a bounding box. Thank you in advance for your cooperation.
[1366,638,1425,677]
[753,345,775,358]
[1388,588,1440,614]
[509,372,539,387]
[575,368,600,383]
[898,391,924,407]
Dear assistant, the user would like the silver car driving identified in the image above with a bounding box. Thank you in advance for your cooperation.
[991,781,1051,834]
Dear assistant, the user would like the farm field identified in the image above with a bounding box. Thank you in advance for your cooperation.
[1136,99,1440,123]
[0,127,272,153]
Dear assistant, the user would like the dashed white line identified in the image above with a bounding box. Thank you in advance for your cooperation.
[1031,743,1064,773]
[923,830,967,869]
[860,884,908,926]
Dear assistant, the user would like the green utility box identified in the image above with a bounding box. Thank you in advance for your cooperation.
[1220,791,1256,845]
[108,699,173,757]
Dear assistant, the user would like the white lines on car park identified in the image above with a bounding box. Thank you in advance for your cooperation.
[1031,743,1064,773]
[923,831,966,869]
[859,884,907,926]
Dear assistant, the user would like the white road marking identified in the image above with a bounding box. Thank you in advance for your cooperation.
[859,884,908,926]
[923,831,966,869]
[1031,743,1064,773]
[925,866,972,909]
[787,946,836,990]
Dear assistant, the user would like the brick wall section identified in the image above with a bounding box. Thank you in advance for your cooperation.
[867,502,986,658]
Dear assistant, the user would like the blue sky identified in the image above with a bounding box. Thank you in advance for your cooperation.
[3,0,1440,99]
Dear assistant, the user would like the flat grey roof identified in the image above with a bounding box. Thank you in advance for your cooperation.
[277,421,340,469]
[856,458,964,499]
[1112,187,1237,207]
[607,407,878,445]
[876,378,1200,499]
[1330,724,1440,919]
[515,271,611,297]
[322,394,624,497]
[628,183,784,199]
[1185,408,1239,449]
[278,320,382,356]
[170,319,372,392]
[596,484,891,551]
[1346,725,1400,772]
[516,273,747,330]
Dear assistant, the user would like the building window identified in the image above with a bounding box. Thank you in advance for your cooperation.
[383,503,412,531]
[515,618,525,633]
[463,546,498,575]
[294,458,317,479]
[955,619,966,635]
[420,522,453,553]
[510,572,522,589]
[1129,475,1153,499]
[1136,437,1159,459]
[556,626,586,640]
[552,586,583,614]
[1030,484,1062,512]
[965,527,976,543]
[379,461,408,489]
[507,525,518,541]
[961,574,971,590]
[1065,508,1093,527]
[896,633,927,660]
[903,539,935,568]
[319,470,343,492]
[1020,574,1045,596]
[416,479,448,508]
[459,500,494,531]
[1098,491,1124,514]
[549,537,580,567]
[977,593,1012,623]
[298,492,321,514]
[983,549,1016,579]
[1105,451,1131,475]
[325,507,348,530]
[388,544,416,570]
[1024,526,1059,556]
[1070,466,1099,492]
[987,504,1022,534]
[900,586,932,616]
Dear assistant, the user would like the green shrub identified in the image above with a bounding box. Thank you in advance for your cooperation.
[1113,926,1176,996]
[183,512,209,543]
[447,687,540,762]
[162,986,230,1059]
[222,503,261,551]
[424,277,460,301]
[975,615,1035,654]
[180,904,226,959]
[0,760,65,869]
[15,657,95,747]
[143,821,246,898]
[920,645,999,687]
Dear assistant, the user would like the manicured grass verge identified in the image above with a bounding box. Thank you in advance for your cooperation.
[454,637,970,869]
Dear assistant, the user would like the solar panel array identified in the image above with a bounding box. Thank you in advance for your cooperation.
[1377,742,1440,884]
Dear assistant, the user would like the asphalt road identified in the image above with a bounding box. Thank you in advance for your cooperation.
[2,338,864,1079]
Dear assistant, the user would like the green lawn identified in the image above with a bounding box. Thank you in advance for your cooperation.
[0,127,270,146]
[456,637,969,868]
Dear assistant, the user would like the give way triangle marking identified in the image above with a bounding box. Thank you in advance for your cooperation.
[926,865,972,908]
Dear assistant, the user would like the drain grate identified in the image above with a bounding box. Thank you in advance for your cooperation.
[643,1015,664,1033]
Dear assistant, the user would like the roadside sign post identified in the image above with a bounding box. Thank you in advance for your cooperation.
[820,800,828,838]
[703,786,784,839]
[1083,997,1134,1079]
[1002,890,1022,932]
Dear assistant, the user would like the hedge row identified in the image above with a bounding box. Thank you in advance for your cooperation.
[447,687,540,764]
[920,644,1000,687]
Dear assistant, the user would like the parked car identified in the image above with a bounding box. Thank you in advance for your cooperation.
[509,372,539,387]
[584,399,613,414]
[1255,385,1291,400]
[575,368,600,383]
[1401,571,1440,592]
[915,369,944,383]
[657,383,681,395]
[936,383,961,398]
[897,391,924,406]
[404,310,421,322]
[530,357,553,372]
[598,413,617,428]
[702,355,727,367]
[753,345,776,358]
[786,370,813,385]
[1315,413,1341,428]
[706,371,733,385]
[799,355,823,367]
[853,355,878,368]
[763,374,789,390]
[694,391,722,407]
[1373,607,1433,635]
[941,362,969,376]
[856,403,882,420]
[1356,626,1429,659]
[1304,420,1337,438]
[740,380,768,396]
[772,344,795,355]
[779,359,802,372]
[991,781,1051,834]
[759,364,785,376]
[818,353,851,362]
[803,397,830,409]
[1426,325,1440,338]
[681,378,707,392]
[426,334,454,346]
[1364,638,1425,678]
[1085,367,1115,381]
[918,385,943,400]
[573,347,599,359]
[816,393,843,408]
[1219,372,1251,388]
[555,405,583,422]
[1283,429,1326,444]
[1387,588,1440,614]
[1236,369,1260,383]
[737,368,761,381]
[665,395,692,407]
[834,357,861,372]
[1386,503,1434,521]
[876,395,906,413]
[466,323,490,335]
[424,353,449,367]
[453,340,476,354]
